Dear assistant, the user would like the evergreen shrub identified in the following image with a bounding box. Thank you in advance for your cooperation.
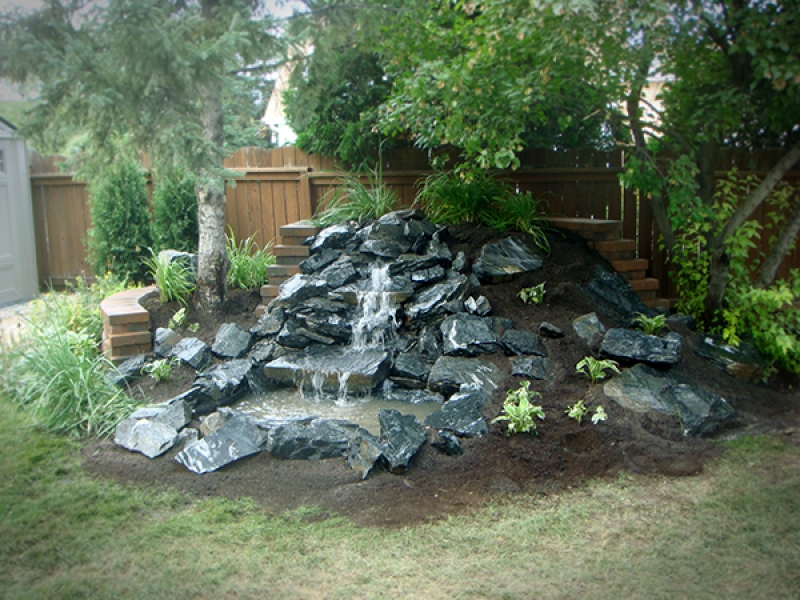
[152,168,198,252]
[87,153,152,283]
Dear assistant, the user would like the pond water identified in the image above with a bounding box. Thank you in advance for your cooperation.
[234,388,441,436]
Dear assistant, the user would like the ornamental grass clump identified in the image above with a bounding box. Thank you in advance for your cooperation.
[313,167,399,227]
[226,228,276,290]
[143,248,195,305]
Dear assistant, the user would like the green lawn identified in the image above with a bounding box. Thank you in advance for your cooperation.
[1,397,798,599]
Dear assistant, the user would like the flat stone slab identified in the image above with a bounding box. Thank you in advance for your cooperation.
[600,328,682,366]
[174,413,268,474]
[266,417,365,460]
[263,347,391,395]
[695,335,766,382]
[472,237,542,283]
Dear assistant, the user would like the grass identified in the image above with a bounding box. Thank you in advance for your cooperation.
[313,168,400,227]
[143,249,196,305]
[226,227,276,290]
[1,395,798,598]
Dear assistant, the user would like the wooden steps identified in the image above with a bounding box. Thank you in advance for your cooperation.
[551,217,671,311]
[100,286,157,362]
[259,221,322,314]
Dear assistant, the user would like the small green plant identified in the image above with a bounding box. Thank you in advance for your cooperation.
[565,400,589,425]
[143,248,196,306]
[491,380,546,435]
[518,282,546,305]
[168,307,188,329]
[313,167,399,227]
[633,312,667,336]
[592,405,608,424]
[141,357,179,383]
[226,228,276,290]
[576,356,621,384]
[187,322,200,333]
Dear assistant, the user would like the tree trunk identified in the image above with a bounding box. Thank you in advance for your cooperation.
[754,198,800,289]
[702,141,800,324]
[195,78,228,311]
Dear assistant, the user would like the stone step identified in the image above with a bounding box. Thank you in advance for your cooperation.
[610,258,649,280]
[591,239,637,261]
[548,217,623,242]
[279,220,320,239]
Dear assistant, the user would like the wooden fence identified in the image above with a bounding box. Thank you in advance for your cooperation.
[29,146,800,298]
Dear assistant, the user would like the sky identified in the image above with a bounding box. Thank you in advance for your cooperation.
[0,0,303,100]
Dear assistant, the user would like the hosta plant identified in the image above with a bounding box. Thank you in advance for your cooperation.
[565,400,589,425]
[576,356,621,384]
[491,380,546,435]
[141,357,179,383]
[592,406,608,424]
[632,312,667,336]
[518,283,546,305]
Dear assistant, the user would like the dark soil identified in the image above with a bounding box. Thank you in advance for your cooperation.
[83,227,800,528]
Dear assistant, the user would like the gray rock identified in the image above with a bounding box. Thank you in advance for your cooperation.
[472,237,543,283]
[299,248,342,274]
[600,328,682,366]
[410,265,447,287]
[212,323,253,359]
[391,353,430,386]
[310,223,356,253]
[158,250,197,281]
[379,409,426,472]
[424,385,489,437]
[603,364,736,436]
[151,395,192,430]
[360,238,412,259]
[539,322,564,338]
[199,410,232,437]
[510,356,555,381]
[580,265,655,323]
[319,259,359,289]
[428,356,502,397]
[667,313,697,331]
[501,329,548,357]
[250,308,286,337]
[109,354,147,386]
[452,251,468,273]
[348,431,385,479]
[418,326,441,362]
[276,319,336,348]
[267,418,363,460]
[385,388,445,405]
[169,337,211,370]
[404,272,470,321]
[192,358,253,415]
[263,347,391,395]
[440,313,500,356]
[248,340,280,365]
[427,429,463,455]
[573,312,606,346]
[174,413,268,474]
[114,417,178,459]
[278,274,328,304]
[464,295,492,316]
[694,335,766,383]
[154,327,182,357]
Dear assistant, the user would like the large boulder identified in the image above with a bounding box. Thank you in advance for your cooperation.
[404,272,470,321]
[212,323,253,359]
[114,396,192,458]
[511,356,556,381]
[278,274,328,304]
[266,417,366,460]
[580,265,655,323]
[572,312,606,346]
[191,359,254,415]
[174,412,268,474]
[500,329,548,357]
[379,409,426,472]
[694,335,766,383]
[427,356,502,397]
[600,328,682,366]
[169,337,212,370]
[440,313,500,356]
[424,385,489,437]
[472,237,542,283]
[310,223,357,253]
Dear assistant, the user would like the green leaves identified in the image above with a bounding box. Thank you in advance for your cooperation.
[491,380,546,435]
[575,357,620,384]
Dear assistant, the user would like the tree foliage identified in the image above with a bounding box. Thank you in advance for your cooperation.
[152,168,199,253]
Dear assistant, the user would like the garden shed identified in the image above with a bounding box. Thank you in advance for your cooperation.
[0,116,37,306]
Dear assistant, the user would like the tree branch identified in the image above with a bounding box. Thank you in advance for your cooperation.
[754,197,800,288]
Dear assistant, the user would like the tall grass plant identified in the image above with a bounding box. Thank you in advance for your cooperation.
[226,228,276,290]
[313,167,399,226]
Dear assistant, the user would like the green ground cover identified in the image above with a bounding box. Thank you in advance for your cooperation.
[1,397,798,599]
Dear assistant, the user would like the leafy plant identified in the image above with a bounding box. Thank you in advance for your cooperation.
[633,312,667,336]
[313,167,399,227]
[0,325,137,438]
[143,249,196,306]
[565,400,589,425]
[141,357,179,383]
[518,283,546,305]
[169,307,188,329]
[226,228,276,290]
[152,168,198,253]
[592,406,608,425]
[576,356,621,384]
[482,191,551,254]
[86,146,153,283]
[491,380,546,435]
[187,322,200,333]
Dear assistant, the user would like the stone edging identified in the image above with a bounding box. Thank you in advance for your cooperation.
[100,285,157,362]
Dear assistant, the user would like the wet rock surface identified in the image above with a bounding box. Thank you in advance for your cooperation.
[600,328,682,366]
[472,236,543,283]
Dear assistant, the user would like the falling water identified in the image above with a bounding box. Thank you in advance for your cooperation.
[351,264,399,351]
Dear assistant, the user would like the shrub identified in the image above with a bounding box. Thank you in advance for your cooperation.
[491,380,546,435]
[152,168,198,253]
[576,356,620,384]
[313,167,399,227]
[226,228,276,290]
[86,151,153,283]
[143,249,195,305]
